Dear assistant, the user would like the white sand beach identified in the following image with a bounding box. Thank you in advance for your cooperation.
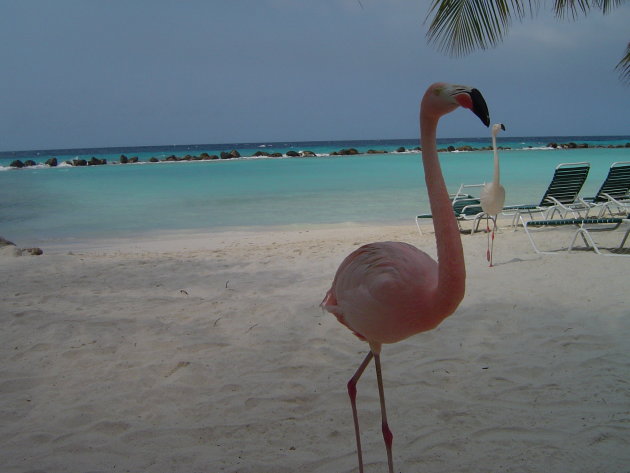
[1,222,629,472]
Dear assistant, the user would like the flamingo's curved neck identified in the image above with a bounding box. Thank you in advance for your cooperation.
[420,112,466,315]
[492,133,500,186]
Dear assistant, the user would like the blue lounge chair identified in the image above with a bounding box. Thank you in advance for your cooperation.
[503,162,591,228]
[579,161,630,217]
[416,183,486,235]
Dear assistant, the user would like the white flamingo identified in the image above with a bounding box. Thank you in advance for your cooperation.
[480,123,506,266]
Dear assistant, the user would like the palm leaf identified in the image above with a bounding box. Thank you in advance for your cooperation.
[553,0,625,18]
[425,0,537,56]
[616,42,630,84]
[553,0,591,18]
[425,0,629,84]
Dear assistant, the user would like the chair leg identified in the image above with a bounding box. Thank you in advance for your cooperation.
[569,227,601,254]
[415,218,424,236]
[619,228,630,249]
[472,215,485,234]
[524,222,544,254]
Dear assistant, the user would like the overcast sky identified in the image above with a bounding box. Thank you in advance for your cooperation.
[1,0,628,151]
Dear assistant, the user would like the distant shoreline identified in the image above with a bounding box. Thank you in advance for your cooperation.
[4,136,630,170]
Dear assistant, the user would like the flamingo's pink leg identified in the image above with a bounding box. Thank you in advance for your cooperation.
[486,217,492,263]
[489,217,498,267]
[374,354,394,473]
[347,352,374,473]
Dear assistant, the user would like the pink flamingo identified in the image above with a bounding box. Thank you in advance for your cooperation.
[321,82,490,473]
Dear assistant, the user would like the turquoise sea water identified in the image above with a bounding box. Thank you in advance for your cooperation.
[1,137,629,247]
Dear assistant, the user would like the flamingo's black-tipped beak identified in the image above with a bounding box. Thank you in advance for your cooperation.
[500,123,506,131]
[470,88,490,127]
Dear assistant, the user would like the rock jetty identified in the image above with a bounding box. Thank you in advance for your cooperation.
[6,141,630,169]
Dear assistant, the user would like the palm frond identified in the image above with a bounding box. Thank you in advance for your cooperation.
[425,0,629,84]
[425,0,537,56]
[553,0,625,18]
[553,0,591,18]
[616,42,630,84]
[600,0,627,14]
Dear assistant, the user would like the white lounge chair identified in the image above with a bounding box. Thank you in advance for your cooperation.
[523,215,630,256]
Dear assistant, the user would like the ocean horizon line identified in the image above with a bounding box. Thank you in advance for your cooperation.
[2,134,630,159]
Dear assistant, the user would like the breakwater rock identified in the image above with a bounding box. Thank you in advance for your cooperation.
[0,236,43,257]
[6,141,630,169]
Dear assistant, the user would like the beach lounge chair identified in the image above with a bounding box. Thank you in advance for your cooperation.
[523,215,630,256]
[578,161,630,217]
[416,183,486,235]
[503,162,591,228]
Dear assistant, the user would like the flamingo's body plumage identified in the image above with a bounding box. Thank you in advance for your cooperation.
[480,123,506,266]
[322,82,490,473]
[322,241,442,344]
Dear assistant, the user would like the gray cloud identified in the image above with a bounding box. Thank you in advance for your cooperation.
[0,0,628,151]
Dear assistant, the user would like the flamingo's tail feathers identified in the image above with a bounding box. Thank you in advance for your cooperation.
[321,294,368,341]
[320,289,335,309]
